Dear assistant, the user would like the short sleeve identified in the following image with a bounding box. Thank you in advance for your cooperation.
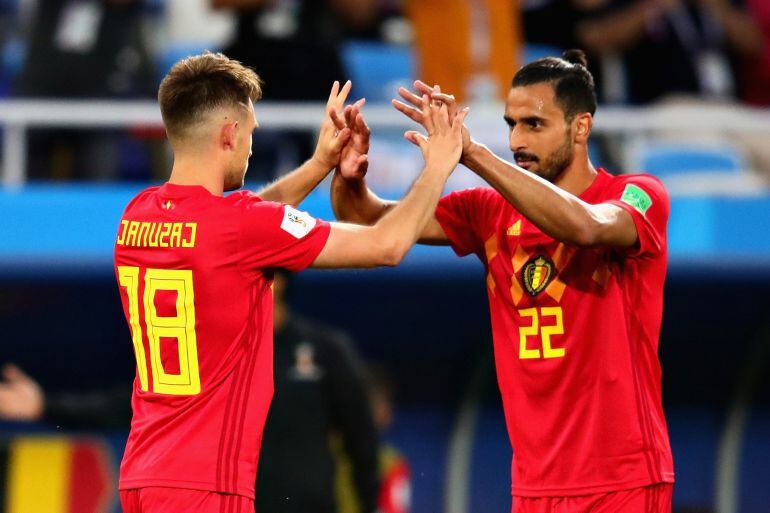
[238,196,331,272]
[435,187,499,258]
[603,175,670,258]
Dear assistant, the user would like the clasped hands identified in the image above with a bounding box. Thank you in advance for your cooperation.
[313,80,471,181]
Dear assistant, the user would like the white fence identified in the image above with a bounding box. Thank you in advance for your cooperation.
[2,100,770,187]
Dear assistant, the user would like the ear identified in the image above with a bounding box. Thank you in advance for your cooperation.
[573,113,592,145]
[220,120,238,150]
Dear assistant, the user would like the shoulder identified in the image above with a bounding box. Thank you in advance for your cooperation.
[440,187,506,210]
[123,185,160,213]
[606,172,670,212]
[225,191,289,224]
[611,172,668,197]
[449,186,502,202]
[224,190,263,208]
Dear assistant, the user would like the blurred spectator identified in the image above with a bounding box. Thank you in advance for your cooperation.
[12,0,156,181]
[212,0,380,101]
[256,270,380,513]
[15,0,153,98]
[407,0,521,102]
[337,365,411,513]
[522,0,581,51]
[575,0,762,104]
[732,0,770,105]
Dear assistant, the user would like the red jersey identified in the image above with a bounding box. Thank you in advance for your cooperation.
[435,169,674,496]
[113,183,330,498]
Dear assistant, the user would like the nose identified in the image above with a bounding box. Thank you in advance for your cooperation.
[509,128,526,153]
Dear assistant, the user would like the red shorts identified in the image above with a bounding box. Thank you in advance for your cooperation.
[119,487,254,513]
[511,484,673,513]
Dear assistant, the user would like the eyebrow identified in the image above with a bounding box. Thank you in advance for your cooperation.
[504,115,545,126]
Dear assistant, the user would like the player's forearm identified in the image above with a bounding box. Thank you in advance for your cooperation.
[256,157,332,207]
[371,165,450,264]
[464,143,605,247]
[330,171,394,225]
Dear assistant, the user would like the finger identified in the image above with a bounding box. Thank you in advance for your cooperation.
[404,130,428,149]
[438,103,451,129]
[427,101,443,134]
[353,98,366,109]
[343,104,355,127]
[430,92,456,104]
[348,106,358,129]
[435,84,441,94]
[392,99,424,124]
[454,106,470,132]
[326,81,340,105]
[336,127,351,144]
[452,107,471,127]
[413,80,435,96]
[330,109,347,131]
[2,364,27,383]
[456,106,470,123]
[336,80,353,106]
[398,86,423,107]
[354,112,370,136]
[422,95,436,134]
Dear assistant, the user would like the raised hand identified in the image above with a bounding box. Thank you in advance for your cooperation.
[392,80,472,155]
[330,99,370,181]
[0,364,44,421]
[405,94,470,176]
[313,80,355,169]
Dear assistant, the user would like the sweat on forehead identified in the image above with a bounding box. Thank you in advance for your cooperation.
[511,54,597,120]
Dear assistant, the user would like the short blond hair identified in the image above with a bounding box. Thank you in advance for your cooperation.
[158,52,263,140]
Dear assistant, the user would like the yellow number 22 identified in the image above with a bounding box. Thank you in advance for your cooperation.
[118,266,201,395]
[518,307,565,360]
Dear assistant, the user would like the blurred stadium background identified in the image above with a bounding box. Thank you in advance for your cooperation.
[1,0,769,512]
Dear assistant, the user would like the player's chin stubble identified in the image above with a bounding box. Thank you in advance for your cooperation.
[536,133,574,183]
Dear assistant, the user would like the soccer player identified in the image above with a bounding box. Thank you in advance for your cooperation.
[331,50,674,512]
[114,52,467,513]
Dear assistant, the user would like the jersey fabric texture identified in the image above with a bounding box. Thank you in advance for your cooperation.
[114,183,330,499]
[435,168,674,497]
[511,483,673,513]
[119,487,254,513]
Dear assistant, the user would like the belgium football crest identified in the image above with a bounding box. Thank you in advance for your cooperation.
[522,255,555,296]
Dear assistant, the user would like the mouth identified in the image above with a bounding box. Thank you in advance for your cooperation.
[515,159,536,170]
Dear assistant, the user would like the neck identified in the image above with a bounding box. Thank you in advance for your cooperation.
[552,153,597,196]
[168,152,226,197]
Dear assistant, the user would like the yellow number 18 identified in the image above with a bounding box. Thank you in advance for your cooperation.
[118,266,201,396]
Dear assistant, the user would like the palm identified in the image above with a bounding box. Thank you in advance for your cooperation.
[339,130,368,178]
[337,108,370,179]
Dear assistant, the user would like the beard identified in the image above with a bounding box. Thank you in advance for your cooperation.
[514,130,574,183]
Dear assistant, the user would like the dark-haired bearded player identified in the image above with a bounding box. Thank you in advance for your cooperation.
[331,50,674,513]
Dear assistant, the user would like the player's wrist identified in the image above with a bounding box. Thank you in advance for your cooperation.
[423,159,455,180]
[333,168,365,188]
[311,151,337,172]
[460,139,484,167]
